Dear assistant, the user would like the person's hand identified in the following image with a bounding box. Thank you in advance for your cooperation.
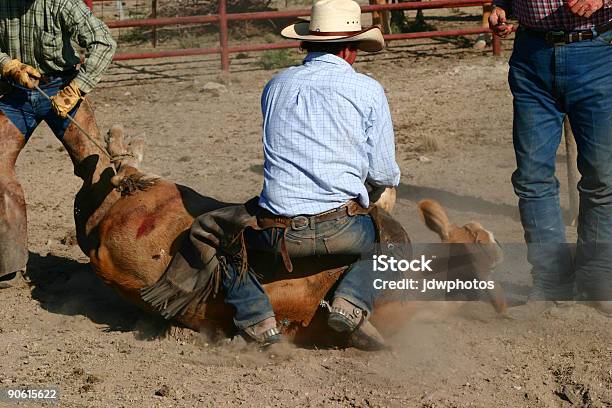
[566,0,604,18]
[1,59,41,89]
[488,6,514,38]
[50,80,82,118]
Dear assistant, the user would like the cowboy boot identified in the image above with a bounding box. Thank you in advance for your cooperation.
[236,316,283,347]
[328,297,388,351]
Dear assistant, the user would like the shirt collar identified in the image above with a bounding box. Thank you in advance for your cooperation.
[302,52,354,70]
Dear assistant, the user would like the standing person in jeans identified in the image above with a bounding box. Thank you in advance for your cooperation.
[490,0,612,315]
[220,0,401,349]
[0,1,116,289]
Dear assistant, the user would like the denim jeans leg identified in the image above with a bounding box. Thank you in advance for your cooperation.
[564,37,612,300]
[220,262,275,330]
[509,31,574,299]
[324,215,378,314]
[333,257,378,314]
[38,79,80,140]
[0,88,40,140]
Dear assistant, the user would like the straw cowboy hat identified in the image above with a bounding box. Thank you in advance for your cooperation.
[281,0,385,52]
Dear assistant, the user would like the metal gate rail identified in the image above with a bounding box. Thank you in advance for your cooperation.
[84,0,501,70]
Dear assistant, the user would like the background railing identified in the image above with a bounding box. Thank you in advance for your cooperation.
[84,0,502,70]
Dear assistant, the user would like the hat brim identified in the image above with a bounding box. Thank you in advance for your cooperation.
[281,21,384,52]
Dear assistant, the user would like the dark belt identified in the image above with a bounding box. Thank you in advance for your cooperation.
[522,19,612,45]
[39,70,77,84]
[258,200,369,231]
[3,71,77,92]
[256,201,370,273]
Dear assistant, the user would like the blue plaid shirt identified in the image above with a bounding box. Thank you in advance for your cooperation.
[259,52,401,217]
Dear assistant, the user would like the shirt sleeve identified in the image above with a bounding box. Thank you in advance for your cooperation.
[365,84,401,188]
[60,0,117,94]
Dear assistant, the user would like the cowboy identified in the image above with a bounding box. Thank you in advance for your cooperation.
[218,0,400,348]
[0,1,116,289]
[490,0,611,315]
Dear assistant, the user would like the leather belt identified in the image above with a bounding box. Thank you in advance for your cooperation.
[256,201,370,273]
[39,70,77,84]
[258,200,369,231]
[522,19,612,45]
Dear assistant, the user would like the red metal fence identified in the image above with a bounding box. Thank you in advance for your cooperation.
[85,0,501,70]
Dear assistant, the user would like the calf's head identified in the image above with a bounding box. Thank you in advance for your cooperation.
[418,199,506,313]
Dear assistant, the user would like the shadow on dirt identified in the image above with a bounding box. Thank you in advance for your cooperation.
[26,252,169,339]
[396,183,519,219]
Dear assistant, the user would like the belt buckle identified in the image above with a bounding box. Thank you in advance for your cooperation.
[546,31,566,45]
[290,216,309,231]
[567,32,582,43]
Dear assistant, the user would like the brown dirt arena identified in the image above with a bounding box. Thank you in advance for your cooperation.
[1,14,611,408]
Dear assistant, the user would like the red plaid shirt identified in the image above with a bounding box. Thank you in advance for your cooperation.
[494,0,612,30]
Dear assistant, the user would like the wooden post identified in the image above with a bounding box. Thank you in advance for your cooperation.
[492,32,501,55]
[564,116,580,226]
[116,0,124,19]
[151,0,158,48]
[219,0,230,71]
[369,0,391,34]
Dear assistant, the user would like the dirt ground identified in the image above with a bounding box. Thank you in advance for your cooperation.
[1,29,611,408]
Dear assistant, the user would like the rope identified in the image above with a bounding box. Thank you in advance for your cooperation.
[33,84,113,160]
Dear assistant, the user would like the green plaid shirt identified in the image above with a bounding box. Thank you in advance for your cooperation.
[0,0,116,93]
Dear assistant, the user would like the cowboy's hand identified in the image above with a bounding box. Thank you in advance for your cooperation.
[51,81,82,118]
[1,59,41,89]
[489,7,514,38]
[566,0,603,18]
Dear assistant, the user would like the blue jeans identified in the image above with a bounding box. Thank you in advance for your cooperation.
[509,28,612,300]
[0,76,79,140]
[221,214,377,329]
